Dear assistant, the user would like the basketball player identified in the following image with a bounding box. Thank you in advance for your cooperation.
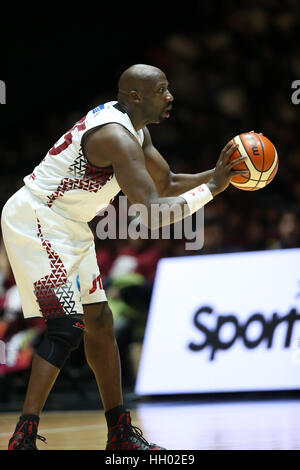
[1,64,248,450]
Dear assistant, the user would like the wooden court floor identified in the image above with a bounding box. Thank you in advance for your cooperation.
[1,399,300,450]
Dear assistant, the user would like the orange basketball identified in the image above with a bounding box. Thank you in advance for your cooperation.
[228,132,278,191]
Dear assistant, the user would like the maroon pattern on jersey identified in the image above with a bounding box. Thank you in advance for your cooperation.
[46,148,114,208]
[33,218,76,318]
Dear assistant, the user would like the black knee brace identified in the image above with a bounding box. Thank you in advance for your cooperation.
[36,316,85,369]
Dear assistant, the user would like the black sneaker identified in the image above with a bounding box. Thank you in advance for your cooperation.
[8,415,47,450]
[106,411,165,450]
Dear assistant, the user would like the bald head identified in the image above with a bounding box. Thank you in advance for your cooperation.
[116,64,173,128]
[118,64,166,95]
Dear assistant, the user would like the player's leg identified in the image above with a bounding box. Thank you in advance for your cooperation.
[7,355,59,450]
[79,240,165,450]
[83,301,165,450]
[8,314,85,450]
[1,190,86,449]
[22,315,85,416]
[83,302,122,411]
[22,354,60,416]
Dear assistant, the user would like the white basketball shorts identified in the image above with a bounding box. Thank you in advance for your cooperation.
[1,186,107,319]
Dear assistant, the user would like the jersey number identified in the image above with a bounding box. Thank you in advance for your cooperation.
[49,116,86,155]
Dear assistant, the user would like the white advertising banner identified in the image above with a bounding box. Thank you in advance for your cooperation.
[135,248,300,395]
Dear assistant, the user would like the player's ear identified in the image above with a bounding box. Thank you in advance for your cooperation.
[129,89,141,103]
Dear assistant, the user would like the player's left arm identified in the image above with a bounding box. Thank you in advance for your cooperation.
[142,127,215,197]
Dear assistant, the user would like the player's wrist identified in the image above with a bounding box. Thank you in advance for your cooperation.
[206,181,219,197]
[179,183,213,214]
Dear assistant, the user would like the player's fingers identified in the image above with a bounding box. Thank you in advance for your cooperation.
[222,143,239,163]
[249,130,264,135]
[220,140,234,158]
[231,170,250,177]
[227,156,247,169]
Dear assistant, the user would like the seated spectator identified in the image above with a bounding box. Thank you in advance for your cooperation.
[268,208,300,249]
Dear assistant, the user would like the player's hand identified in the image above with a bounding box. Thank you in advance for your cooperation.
[206,141,249,196]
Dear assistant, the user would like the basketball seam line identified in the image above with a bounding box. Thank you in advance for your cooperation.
[240,134,262,174]
[255,133,265,188]
[234,136,250,183]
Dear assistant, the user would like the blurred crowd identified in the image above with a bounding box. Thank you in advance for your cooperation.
[0,0,299,401]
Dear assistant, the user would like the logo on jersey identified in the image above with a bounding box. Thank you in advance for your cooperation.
[92,104,104,114]
[76,274,81,292]
[89,274,103,294]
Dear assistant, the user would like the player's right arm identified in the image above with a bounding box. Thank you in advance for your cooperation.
[83,124,248,229]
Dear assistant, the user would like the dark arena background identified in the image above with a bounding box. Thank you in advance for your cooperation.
[1,0,300,452]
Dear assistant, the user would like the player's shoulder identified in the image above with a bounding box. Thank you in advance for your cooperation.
[87,100,118,117]
[91,122,139,145]
[85,100,124,128]
[83,123,142,164]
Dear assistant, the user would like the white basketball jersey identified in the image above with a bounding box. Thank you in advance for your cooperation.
[24,101,144,222]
